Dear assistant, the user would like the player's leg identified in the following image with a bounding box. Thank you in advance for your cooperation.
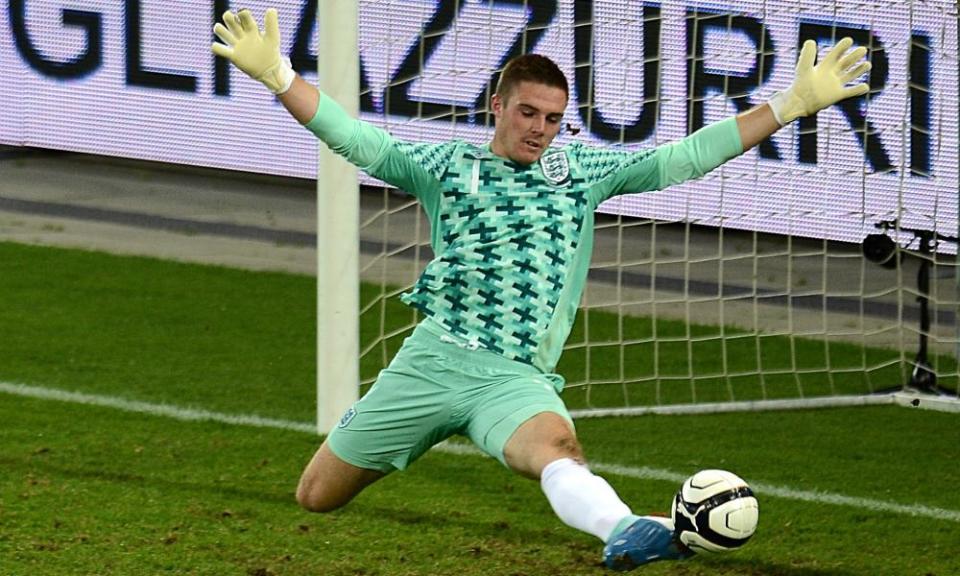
[501,411,691,571]
[467,377,634,542]
[295,441,386,512]
[296,321,470,514]
[502,411,633,540]
[464,366,691,571]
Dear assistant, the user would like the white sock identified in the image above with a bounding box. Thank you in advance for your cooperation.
[540,457,632,542]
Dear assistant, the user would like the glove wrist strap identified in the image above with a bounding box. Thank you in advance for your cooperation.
[767,90,791,126]
[262,57,296,95]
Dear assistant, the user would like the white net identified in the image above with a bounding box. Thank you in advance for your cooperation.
[350,0,960,412]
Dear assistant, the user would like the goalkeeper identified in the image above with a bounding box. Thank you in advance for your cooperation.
[213,9,870,571]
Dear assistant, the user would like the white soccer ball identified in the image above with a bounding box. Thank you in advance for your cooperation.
[671,469,759,553]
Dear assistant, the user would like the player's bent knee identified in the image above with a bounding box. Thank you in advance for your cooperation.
[503,412,586,478]
[295,446,386,513]
[295,467,372,513]
[295,479,348,513]
[552,434,583,459]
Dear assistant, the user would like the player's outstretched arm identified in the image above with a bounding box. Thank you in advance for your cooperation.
[210,7,444,196]
[211,8,318,124]
[738,37,871,150]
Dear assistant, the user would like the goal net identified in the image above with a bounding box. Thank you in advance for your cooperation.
[320,0,960,426]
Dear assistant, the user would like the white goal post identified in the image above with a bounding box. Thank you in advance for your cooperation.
[316,0,359,433]
[316,0,960,431]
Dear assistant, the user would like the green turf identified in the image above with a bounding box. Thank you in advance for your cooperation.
[1,241,958,575]
[0,242,316,420]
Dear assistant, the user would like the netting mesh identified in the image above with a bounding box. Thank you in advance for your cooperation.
[354,0,960,410]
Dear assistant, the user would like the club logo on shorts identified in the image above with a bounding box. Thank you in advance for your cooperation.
[539,150,570,187]
[338,406,357,428]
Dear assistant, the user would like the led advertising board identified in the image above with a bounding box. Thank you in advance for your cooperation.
[2,1,956,245]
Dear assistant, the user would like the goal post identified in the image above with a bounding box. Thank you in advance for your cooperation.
[316,0,360,433]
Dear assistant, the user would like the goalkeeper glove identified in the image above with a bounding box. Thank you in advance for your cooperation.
[768,37,872,126]
[211,8,295,95]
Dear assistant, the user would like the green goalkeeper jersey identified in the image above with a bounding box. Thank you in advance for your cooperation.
[308,94,742,374]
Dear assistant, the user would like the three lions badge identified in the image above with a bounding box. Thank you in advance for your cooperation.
[539,149,571,187]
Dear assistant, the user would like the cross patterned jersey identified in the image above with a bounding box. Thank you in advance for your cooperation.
[308,94,742,374]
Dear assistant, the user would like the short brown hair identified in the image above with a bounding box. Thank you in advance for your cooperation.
[494,54,568,103]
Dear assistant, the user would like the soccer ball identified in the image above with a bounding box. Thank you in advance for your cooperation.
[671,469,759,553]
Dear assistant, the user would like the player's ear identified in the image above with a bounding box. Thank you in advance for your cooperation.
[491,93,504,119]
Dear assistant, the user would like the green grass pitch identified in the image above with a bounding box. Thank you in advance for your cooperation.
[0,241,957,575]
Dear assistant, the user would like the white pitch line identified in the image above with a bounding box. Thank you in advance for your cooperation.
[2,381,958,523]
[0,381,315,434]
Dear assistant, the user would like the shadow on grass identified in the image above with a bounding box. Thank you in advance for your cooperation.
[687,557,861,576]
[1,454,298,507]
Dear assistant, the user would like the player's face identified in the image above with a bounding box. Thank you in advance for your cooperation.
[491,81,567,165]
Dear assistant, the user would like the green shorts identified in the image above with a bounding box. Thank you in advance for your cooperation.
[325,318,572,473]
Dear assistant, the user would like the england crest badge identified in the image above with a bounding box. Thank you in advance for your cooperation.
[338,406,357,428]
[539,149,571,187]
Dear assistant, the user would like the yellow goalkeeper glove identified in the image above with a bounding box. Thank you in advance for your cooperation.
[768,37,872,126]
[211,8,295,95]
